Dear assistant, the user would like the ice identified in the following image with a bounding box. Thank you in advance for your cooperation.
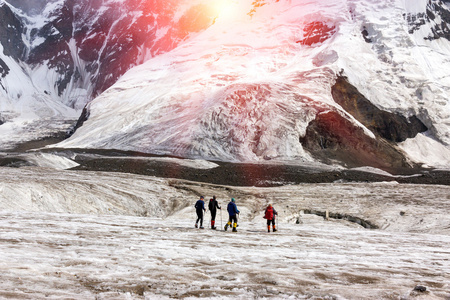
[21,152,80,170]
[0,165,449,299]
[399,132,450,168]
[2,1,450,298]
[349,166,394,177]
[2,0,450,166]
[403,0,429,14]
[51,0,450,167]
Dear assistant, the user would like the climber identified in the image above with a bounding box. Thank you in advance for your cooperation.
[225,198,240,232]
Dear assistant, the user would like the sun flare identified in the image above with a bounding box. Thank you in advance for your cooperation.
[211,0,238,20]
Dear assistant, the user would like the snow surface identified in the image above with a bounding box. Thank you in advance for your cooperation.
[68,153,220,170]
[2,2,450,298]
[18,152,80,170]
[51,0,450,167]
[0,1,82,149]
[2,0,450,166]
[399,132,450,168]
[0,163,449,299]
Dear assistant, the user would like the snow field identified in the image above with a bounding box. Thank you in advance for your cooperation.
[0,212,448,299]
[0,166,449,299]
[49,0,450,166]
[2,0,450,166]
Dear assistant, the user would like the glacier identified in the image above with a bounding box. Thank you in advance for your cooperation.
[0,163,449,299]
[1,0,450,169]
[0,0,216,149]
[54,0,450,168]
[1,1,450,298]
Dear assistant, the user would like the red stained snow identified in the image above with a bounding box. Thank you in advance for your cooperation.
[297,21,336,46]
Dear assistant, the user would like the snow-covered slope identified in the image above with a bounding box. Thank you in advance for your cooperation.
[54,0,450,168]
[0,0,217,149]
[1,0,450,169]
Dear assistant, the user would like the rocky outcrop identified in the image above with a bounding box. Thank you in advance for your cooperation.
[300,76,427,170]
[406,0,450,41]
[65,105,89,138]
[2,0,47,14]
[0,3,26,60]
[331,76,428,143]
[0,58,9,78]
[426,0,450,41]
[2,0,219,104]
[27,1,75,96]
[300,110,412,170]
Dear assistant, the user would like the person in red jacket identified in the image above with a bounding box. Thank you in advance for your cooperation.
[264,204,278,232]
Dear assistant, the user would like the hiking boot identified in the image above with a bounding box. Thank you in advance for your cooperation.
[224,224,228,231]
[200,226,204,229]
[195,224,198,228]
[212,227,216,230]
[232,227,237,232]
[273,228,277,232]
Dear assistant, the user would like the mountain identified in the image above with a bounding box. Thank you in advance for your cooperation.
[1,0,450,170]
[0,0,217,148]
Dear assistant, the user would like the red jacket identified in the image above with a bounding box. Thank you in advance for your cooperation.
[264,206,277,220]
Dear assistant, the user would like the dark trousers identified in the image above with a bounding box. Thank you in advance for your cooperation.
[196,210,203,226]
[267,219,275,226]
[210,210,217,221]
[228,215,237,224]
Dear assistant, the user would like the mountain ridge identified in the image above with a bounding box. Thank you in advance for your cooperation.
[1,0,450,169]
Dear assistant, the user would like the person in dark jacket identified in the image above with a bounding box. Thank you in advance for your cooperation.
[264,204,278,232]
[194,196,206,229]
[225,198,240,232]
[208,195,221,229]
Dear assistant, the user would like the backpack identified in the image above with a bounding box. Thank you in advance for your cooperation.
[265,206,274,220]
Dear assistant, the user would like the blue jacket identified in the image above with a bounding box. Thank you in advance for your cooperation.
[195,199,205,211]
[227,201,239,216]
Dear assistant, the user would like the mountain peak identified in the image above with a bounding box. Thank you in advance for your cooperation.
[1,0,450,168]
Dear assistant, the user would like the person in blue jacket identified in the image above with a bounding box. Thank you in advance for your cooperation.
[224,198,240,232]
[194,196,206,229]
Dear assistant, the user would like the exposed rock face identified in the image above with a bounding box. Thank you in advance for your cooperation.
[331,76,428,143]
[65,106,89,138]
[1,0,449,168]
[27,1,76,96]
[0,58,9,78]
[300,76,428,170]
[300,110,412,170]
[0,3,26,60]
[1,0,218,106]
[407,0,450,41]
[3,0,49,14]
